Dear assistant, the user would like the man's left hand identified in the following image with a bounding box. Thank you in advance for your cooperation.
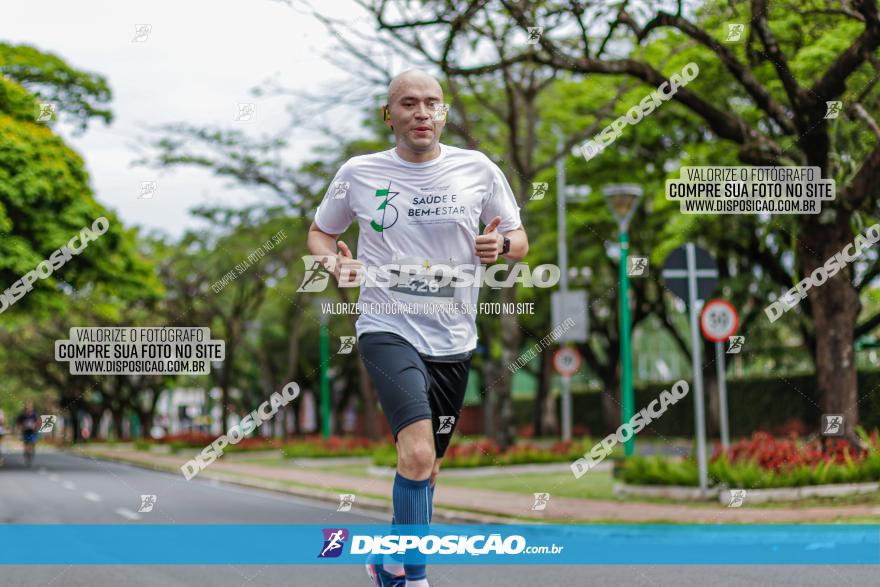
[475,216,503,263]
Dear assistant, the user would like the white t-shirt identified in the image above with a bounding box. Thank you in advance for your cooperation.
[313,143,522,356]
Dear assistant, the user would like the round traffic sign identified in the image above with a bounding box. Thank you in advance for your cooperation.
[553,347,581,377]
[700,299,739,342]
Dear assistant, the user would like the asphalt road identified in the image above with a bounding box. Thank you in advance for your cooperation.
[0,447,875,586]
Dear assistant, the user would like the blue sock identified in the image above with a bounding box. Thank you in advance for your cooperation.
[392,472,430,581]
[429,482,435,522]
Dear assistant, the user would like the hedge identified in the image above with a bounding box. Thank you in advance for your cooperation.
[513,371,880,437]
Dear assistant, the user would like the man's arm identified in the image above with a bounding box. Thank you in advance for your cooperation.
[502,225,529,261]
[307,221,340,258]
[306,221,362,284]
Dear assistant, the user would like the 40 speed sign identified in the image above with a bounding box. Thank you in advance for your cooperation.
[699,299,739,342]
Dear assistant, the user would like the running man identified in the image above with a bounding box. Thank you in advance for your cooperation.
[16,401,39,466]
[306,69,528,587]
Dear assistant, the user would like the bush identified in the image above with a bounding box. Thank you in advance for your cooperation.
[133,439,151,451]
[168,440,187,454]
[621,429,880,488]
[373,438,595,469]
[282,436,388,459]
[514,371,880,437]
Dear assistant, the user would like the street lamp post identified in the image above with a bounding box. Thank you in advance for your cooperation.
[602,184,643,457]
[314,298,332,439]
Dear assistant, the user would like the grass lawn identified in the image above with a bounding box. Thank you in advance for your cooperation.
[210,453,880,511]
[439,470,617,501]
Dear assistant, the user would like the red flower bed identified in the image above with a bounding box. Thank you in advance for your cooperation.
[711,431,875,471]
[159,432,215,446]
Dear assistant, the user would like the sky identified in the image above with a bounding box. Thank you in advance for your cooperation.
[3,0,381,239]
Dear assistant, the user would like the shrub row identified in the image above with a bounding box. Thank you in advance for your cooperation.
[514,371,880,437]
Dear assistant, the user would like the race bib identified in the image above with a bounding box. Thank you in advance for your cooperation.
[387,255,466,305]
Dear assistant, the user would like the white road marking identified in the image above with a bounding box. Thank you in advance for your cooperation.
[114,508,142,521]
[61,481,76,490]
[83,492,102,502]
[48,474,59,482]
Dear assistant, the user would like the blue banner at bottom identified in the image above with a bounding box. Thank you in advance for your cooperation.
[0,524,877,565]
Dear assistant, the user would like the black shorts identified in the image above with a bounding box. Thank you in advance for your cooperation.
[358,331,472,458]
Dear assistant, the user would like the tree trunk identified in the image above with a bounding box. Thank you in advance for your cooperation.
[220,320,241,431]
[492,287,521,449]
[600,368,621,437]
[802,216,860,439]
[481,357,496,438]
[112,410,125,441]
[533,350,558,437]
[67,403,81,444]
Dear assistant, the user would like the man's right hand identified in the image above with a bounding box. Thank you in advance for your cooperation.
[326,240,364,287]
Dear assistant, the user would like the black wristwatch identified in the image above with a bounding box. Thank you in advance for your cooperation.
[501,236,511,255]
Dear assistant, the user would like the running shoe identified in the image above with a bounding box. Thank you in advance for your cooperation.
[365,554,405,586]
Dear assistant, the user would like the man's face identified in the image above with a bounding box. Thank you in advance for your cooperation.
[386,78,445,151]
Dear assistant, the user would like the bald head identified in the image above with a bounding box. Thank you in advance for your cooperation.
[383,69,446,157]
[387,69,443,105]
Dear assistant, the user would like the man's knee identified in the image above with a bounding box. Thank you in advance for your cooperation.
[398,441,435,478]
[397,422,436,479]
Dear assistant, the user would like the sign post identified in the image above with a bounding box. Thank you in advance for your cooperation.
[700,299,740,451]
[553,347,582,440]
[662,244,718,496]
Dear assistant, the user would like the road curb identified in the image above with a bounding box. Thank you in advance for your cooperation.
[65,448,518,525]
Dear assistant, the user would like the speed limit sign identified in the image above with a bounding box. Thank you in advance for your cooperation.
[700,299,739,342]
[553,347,581,377]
